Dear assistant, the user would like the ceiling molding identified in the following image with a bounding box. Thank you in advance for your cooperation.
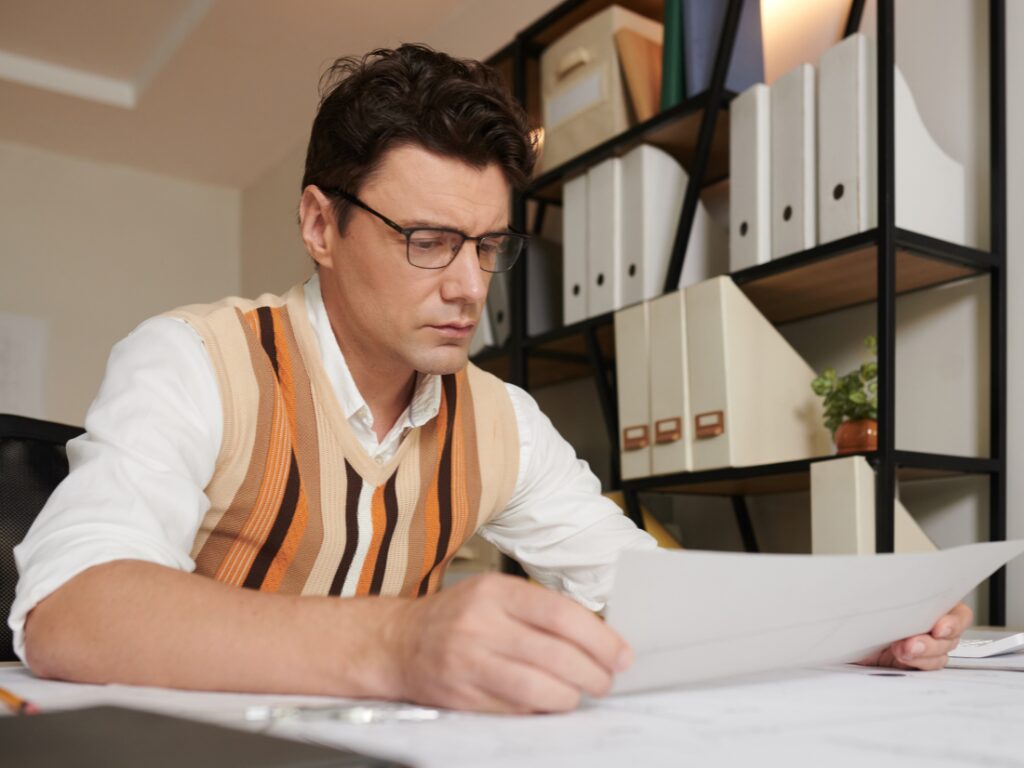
[0,0,211,109]
[0,48,135,108]
[134,0,212,97]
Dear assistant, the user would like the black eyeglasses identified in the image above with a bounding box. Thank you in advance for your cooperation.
[320,188,528,273]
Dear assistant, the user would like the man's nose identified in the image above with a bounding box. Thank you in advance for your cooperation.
[441,240,488,303]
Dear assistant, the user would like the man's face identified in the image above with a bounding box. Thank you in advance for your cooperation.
[315,145,508,377]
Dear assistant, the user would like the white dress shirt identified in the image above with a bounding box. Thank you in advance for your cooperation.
[9,274,656,662]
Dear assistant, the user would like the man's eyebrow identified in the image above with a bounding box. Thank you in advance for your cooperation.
[403,218,513,232]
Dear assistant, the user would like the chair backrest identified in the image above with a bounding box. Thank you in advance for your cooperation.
[0,414,84,662]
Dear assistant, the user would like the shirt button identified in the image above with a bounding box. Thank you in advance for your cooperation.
[375,456,384,465]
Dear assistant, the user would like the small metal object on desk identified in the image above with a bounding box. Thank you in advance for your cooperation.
[245,702,442,725]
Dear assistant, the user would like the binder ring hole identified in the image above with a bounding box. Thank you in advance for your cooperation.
[496,311,505,323]
[628,264,636,277]
[597,273,605,286]
[740,221,748,236]
[833,183,845,200]
[573,284,580,296]
[783,205,793,222]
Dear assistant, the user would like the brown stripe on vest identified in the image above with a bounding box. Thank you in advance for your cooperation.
[195,309,286,581]
[370,473,400,595]
[417,373,458,596]
[273,306,323,595]
[243,307,312,590]
[329,460,363,596]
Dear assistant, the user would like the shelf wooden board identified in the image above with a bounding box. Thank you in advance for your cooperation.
[528,94,730,203]
[471,320,615,389]
[734,229,992,324]
[626,451,998,497]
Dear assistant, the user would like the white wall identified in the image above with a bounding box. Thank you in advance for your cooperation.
[0,140,240,425]
[240,143,310,298]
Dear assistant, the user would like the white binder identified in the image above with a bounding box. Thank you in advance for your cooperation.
[811,456,936,555]
[562,173,589,326]
[684,276,832,470]
[818,33,967,246]
[771,63,816,259]
[587,157,624,317]
[649,290,692,475]
[817,33,877,244]
[619,144,686,307]
[729,83,771,272]
[486,271,511,347]
[614,301,651,480]
[894,66,966,245]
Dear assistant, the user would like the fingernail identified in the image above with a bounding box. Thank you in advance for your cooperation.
[908,641,925,657]
[936,625,952,638]
[615,647,634,672]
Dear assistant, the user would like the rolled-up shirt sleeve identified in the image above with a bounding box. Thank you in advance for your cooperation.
[8,316,222,662]
[479,385,658,611]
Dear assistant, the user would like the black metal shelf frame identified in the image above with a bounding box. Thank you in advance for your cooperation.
[483,0,1007,621]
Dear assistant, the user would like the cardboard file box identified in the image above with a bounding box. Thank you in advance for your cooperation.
[684,276,832,470]
[540,5,662,172]
[729,83,770,272]
[614,300,651,480]
[649,290,693,475]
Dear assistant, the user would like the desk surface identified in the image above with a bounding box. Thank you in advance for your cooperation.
[2,664,1022,767]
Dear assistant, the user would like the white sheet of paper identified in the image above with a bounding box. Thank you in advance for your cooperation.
[0,311,48,419]
[606,540,1024,694]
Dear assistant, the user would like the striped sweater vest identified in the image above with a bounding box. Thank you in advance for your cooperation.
[165,284,519,598]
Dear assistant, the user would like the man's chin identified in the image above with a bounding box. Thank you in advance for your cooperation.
[412,345,470,376]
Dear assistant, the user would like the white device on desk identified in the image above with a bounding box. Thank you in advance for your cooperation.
[949,630,1024,659]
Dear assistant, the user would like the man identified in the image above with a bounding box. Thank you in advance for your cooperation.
[11,45,970,714]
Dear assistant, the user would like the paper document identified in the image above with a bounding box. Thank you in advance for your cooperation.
[606,540,1024,694]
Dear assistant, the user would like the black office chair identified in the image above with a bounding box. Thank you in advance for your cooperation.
[0,414,84,662]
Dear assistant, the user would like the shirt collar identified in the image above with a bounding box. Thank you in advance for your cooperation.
[303,272,442,429]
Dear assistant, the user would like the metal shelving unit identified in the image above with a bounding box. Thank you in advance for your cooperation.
[478,0,1007,622]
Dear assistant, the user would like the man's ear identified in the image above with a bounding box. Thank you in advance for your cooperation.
[299,185,338,270]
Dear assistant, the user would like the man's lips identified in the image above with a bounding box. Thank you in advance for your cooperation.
[428,322,476,338]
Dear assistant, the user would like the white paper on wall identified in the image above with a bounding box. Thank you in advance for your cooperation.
[0,312,48,419]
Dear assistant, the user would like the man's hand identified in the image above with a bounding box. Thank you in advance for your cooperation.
[387,573,632,714]
[859,602,973,671]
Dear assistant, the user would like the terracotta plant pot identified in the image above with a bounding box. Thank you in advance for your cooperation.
[834,419,878,455]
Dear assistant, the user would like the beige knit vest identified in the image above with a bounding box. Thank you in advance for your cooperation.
[165,284,519,597]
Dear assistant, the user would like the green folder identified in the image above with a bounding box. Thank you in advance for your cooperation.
[660,0,685,111]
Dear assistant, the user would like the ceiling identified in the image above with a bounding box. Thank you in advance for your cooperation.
[0,0,561,188]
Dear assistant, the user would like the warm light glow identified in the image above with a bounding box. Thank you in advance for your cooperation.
[760,0,853,84]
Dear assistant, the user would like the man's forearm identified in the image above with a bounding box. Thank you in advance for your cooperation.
[23,560,408,698]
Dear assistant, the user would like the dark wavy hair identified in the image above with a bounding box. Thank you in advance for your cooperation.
[303,44,536,231]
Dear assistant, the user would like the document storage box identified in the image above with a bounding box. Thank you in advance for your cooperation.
[587,156,624,317]
[620,144,724,307]
[540,5,662,172]
[684,276,831,470]
[649,290,693,475]
[770,63,816,259]
[729,83,770,272]
[811,456,935,554]
[614,301,651,479]
[818,33,965,246]
[563,173,589,325]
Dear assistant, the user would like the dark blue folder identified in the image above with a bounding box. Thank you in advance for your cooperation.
[682,0,765,97]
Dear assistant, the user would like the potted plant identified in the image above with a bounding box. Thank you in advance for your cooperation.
[811,335,879,454]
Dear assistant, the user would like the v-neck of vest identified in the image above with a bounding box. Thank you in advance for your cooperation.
[284,285,423,487]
